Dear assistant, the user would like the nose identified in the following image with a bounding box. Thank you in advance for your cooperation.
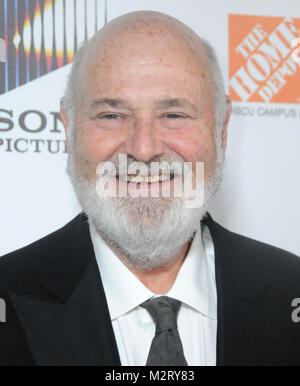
[124,116,164,163]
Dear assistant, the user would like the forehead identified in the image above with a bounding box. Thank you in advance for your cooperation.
[78,23,213,104]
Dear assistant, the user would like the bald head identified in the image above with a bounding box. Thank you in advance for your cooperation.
[62,11,228,148]
[83,11,211,73]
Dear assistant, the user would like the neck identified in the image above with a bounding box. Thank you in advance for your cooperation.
[117,240,193,294]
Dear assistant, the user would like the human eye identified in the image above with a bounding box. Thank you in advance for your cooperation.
[99,113,120,120]
[163,113,187,119]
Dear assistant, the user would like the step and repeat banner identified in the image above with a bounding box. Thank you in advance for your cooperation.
[0,0,299,256]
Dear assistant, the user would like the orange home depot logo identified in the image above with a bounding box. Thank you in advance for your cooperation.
[229,15,300,104]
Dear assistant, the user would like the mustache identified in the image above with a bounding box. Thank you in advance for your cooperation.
[102,154,186,177]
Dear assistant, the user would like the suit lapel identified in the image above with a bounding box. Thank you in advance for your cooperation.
[9,213,121,366]
[203,214,290,365]
[8,211,291,365]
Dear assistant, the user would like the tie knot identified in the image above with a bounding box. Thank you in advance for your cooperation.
[140,296,182,333]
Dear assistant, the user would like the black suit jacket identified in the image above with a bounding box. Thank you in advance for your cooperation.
[1,212,300,366]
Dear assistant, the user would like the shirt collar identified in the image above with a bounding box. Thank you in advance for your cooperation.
[89,221,217,321]
[166,225,217,319]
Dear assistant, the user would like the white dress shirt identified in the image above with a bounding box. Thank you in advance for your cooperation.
[89,222,217,366]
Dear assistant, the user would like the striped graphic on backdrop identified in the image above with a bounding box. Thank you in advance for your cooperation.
[0,0,103,95]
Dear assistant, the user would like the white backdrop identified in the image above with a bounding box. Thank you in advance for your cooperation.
[0,0,299,257]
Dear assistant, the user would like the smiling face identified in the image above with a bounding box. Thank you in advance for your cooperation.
[62,12,230,271]
[68,17,221,186]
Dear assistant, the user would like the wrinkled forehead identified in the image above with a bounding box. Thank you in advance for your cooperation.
[77,16,213,100]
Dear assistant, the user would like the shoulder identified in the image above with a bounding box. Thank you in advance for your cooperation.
[223,221,299,265]
[0,213,88,294]
[204,213,300,293]
[205,212,299,261]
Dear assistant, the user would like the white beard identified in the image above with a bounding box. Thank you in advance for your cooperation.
[67,147,224,271]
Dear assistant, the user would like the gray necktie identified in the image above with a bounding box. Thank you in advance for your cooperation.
[140,296,188,366]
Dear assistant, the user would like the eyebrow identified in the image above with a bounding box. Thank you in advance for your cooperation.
[90,98,130,110]
[155,98,198,112]
[90,97,198,112]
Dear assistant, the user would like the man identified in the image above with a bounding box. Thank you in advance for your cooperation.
[0,10,300,366]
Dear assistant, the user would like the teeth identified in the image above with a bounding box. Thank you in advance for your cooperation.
[128,175,145,183]
[118,175,173,183]
[159,175,172,182]
[147,175,160,183]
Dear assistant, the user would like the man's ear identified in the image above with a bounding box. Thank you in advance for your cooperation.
[221,95,232,154]
[60,100,69,151]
